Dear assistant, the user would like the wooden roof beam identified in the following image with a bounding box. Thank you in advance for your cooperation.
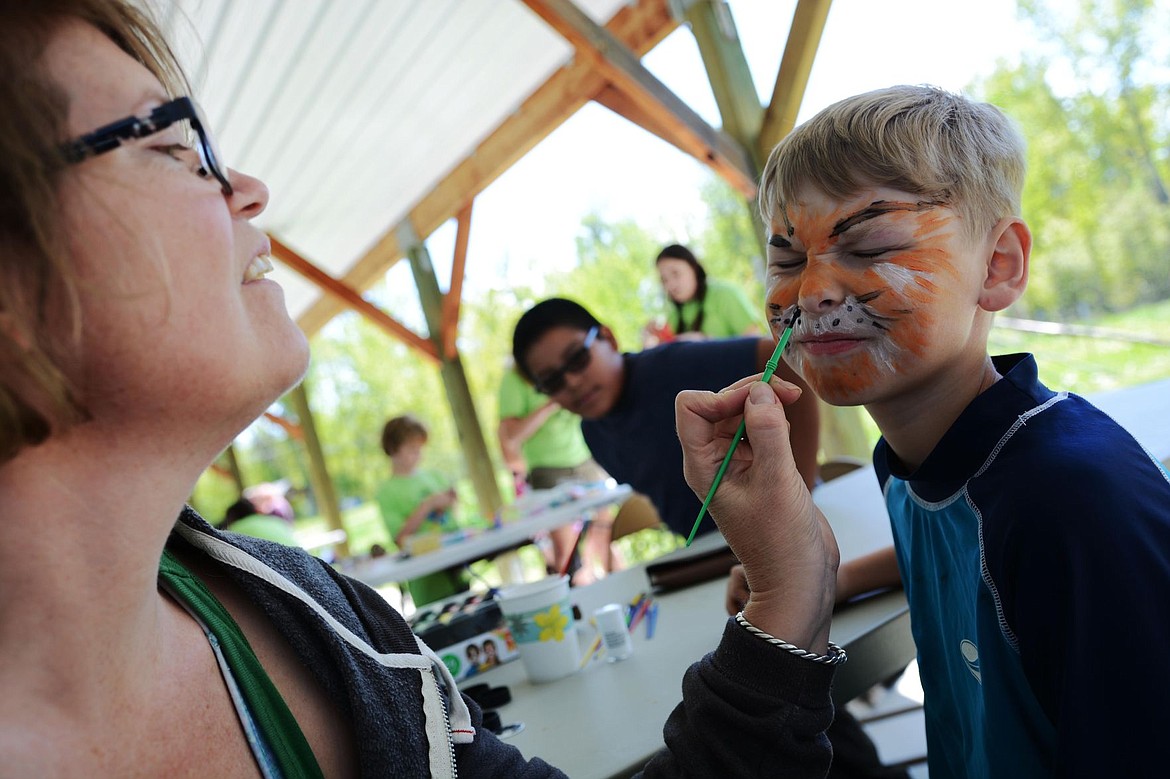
[440,202,472,361]
[758,0,832,157]
[521,0,756,199]
[270,235,440,363]
[262,411,304,441]
[295,0,679,338]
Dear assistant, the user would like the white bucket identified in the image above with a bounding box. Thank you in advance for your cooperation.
[497,575,580,682]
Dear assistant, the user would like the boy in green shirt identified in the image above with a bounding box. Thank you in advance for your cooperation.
[374,415,468,607]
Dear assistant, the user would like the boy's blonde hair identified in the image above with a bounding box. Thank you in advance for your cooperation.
[759,85,1026,240]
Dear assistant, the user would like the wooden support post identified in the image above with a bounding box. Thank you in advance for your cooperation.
[403,227,504,518]
[758,0,833,155]
[683,0,768,261]
[287,381,351,558]
[689,0,867,465]
[684,0,763,170]
[440,202,473,361]
[223,443,246,494]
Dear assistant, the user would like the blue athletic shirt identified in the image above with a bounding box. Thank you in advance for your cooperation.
[875,353,1170,778]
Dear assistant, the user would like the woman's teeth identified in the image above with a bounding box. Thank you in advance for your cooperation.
[244,254,274,282]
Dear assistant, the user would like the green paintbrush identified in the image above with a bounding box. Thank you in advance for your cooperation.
[685,311,800,546]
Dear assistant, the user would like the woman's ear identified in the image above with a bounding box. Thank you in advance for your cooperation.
[979,217,1031,313]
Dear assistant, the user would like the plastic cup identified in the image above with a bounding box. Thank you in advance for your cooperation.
[496,575,579,683]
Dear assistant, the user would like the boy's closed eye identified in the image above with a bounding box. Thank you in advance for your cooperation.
[767,234,806,272]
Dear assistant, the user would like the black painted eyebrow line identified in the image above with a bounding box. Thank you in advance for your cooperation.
[767,234,792,248]
[830,200,940,237]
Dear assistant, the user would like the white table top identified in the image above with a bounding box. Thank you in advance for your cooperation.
[344,484,632,586]
[465,466,912,778]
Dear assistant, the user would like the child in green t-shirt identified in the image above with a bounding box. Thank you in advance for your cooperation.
[651,243,762,342]
[374,415,469,607]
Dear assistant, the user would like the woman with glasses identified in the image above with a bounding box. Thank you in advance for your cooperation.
[0,2,843,776]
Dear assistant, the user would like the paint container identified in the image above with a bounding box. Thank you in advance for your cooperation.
[497,576,580,682]
[594,603,633,662]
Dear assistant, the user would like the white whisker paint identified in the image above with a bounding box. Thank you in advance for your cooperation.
[871,262,932,293]
[782,299,902,379]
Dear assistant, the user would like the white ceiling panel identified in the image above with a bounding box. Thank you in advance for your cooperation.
[156,0,632,321]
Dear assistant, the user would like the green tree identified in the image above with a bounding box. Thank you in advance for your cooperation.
[982,0,1170,317]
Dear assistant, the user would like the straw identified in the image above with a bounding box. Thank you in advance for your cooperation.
[579,633,604,669]
[685,312,800,547]
[645,602,659,640]
[626,592,647,625]
[557,522,587,577]
[627,595,653,634]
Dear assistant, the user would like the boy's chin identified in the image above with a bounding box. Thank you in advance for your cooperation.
[803,378,873,408]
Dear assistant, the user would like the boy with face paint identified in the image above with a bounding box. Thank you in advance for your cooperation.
[700,84,1170,778]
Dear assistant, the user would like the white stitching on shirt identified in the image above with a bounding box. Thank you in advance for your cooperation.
[971,392,1068,652]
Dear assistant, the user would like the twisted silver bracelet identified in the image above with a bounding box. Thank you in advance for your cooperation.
[735,612,848,666]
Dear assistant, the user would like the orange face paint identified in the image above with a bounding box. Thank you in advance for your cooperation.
[765,196,964,405]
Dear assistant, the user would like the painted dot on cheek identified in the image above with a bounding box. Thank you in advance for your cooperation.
[832,318,840,326]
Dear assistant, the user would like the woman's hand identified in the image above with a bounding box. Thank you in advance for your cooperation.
[676,377,840,652]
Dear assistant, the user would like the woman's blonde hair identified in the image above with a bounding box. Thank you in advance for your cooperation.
[0,0,186,463]
[759,85,1026,240]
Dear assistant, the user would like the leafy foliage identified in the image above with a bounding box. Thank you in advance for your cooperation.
[982,0,1170,317]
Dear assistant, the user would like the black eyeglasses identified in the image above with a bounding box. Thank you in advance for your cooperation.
[61,96,233,195]
[534,326,599,395]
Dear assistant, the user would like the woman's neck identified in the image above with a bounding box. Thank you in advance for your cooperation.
[0,426,210,715]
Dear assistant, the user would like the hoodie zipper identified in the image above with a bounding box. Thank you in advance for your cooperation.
[435,667,459,778]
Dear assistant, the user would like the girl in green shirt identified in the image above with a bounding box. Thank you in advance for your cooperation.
[654,243,762,341]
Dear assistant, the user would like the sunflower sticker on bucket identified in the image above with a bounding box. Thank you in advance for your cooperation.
[534,603,569,642]
[497,576,581,681]
[505,598,572,644]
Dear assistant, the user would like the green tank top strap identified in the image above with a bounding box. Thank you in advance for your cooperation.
[158,549,324,779]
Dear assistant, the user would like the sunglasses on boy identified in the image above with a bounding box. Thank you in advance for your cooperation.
[534,326,599,395]
[60,96,233,195]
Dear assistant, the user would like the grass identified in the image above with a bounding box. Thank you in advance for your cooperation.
[990,298,1170,395]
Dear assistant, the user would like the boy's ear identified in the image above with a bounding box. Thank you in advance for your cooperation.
[979,217,1031,313]
[599,325,619,350]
